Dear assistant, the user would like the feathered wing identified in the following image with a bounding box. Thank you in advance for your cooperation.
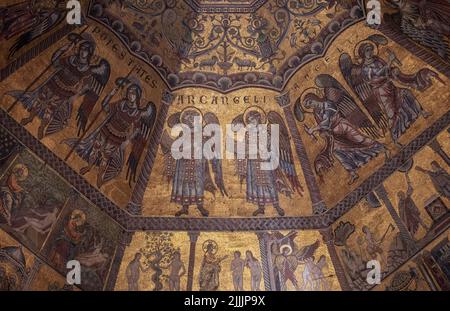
[267,111,304,196]
[160,129,176,183]
[277,230,298,248]
[400,18,450,59]
[392,0,450,59]
[204,112,228,197]
[296,240,320,262]
[126,102,157,184]
[76,59,111,135]
[315,74,381,139]
[231,114,247,187]
[160,112,181,184]
[424,0,450,29]
[317,255,328,270]
[102,148,125,184]
[339,53,388,133]
[9,11,65,57]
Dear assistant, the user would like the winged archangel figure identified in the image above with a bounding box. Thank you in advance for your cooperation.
[7,33,111,140]
[0,0,67,57]
[63,77,157,188]
[338,34,440,147]
[232,106,304,217]
[295,34,442,185]
[272,231,330,291]
[295,74,389,185]
[160,107,227,217]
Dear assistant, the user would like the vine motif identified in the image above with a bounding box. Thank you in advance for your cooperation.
[121,0,329,74]
[90,0,364,91]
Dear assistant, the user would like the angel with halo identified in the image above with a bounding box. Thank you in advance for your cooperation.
[64,77,157,188]
[295,74,389,185]
[7,32,111,140]
[199,240,228,291]
[272,231,329,291]
[160,107,228,217]
[232,106,304,217]
[339,34,440,147]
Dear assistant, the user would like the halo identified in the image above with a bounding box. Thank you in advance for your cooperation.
[12,164,28,181]
[294,87,321,122]
[299,87,322,107]
[180,106,203,126]
[243,106,267,126]
[398,159,414,173]
[279,244,293,256]
[202,240,218,254]
[115,76,142,91]
[71,33,96,53]
[354,40,379,60]
[127,77,142,89]
[70,209,87,226]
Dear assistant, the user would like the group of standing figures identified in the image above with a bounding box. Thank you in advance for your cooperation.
[160,106,304,218]
[124,235,339,291]
[200,240,263,291]
[7,32,157,189]
[125,239,264,291]
[126,250,186,292]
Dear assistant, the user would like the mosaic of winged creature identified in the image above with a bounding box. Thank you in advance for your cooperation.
[160,108,227,217]
[272,231,328,291]
[339,34,440,147]
[232,107,304,217]
[385,0,450,60]
[295,74,389,185]
[0,0,66,57]
[7,33,111,140]
[64,77,156,188]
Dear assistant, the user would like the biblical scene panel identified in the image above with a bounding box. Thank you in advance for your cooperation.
[373,228,450,291]
[116,230,340,291]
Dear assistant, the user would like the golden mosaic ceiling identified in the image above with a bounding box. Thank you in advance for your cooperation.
[89,0,364,91]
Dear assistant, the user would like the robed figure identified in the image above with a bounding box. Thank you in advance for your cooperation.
[160,108,227,217]
[232,106,304,216]
[340,35,440,147]
[296,74,388,185]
